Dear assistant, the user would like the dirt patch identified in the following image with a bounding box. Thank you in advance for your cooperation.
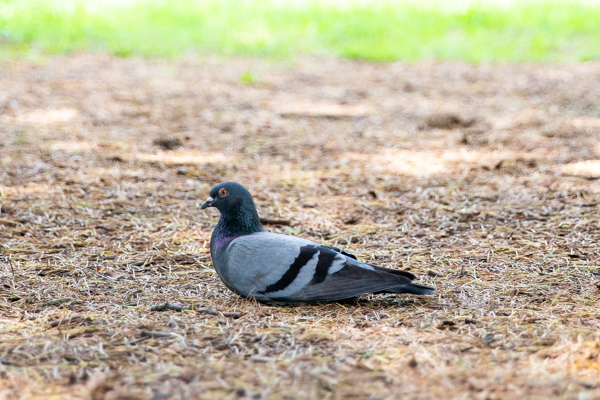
[1,55,600,400]
[153,136,182,150]
[421,112,475,129]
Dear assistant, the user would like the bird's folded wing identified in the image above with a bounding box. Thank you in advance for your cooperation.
[224,232,347,299]
[321,244,415,280]
[225,232,418,301]
[283,260,416,301]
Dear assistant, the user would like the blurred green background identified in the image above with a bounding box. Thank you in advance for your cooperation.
[1,0,599,62]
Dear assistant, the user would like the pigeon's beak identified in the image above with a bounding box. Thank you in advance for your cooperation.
[201,196,214,209]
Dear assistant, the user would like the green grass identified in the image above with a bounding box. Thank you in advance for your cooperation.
[1,0,600,62]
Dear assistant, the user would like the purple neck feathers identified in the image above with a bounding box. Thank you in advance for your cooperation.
[210,203,263,254]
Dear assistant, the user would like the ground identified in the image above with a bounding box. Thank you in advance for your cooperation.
[1,55,600,400]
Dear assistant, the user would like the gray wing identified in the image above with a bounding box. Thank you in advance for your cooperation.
[281,258,434,302]
[219,232,433,302]
[218,232,347,301]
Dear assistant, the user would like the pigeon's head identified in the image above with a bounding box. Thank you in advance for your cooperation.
[201,182,255,214]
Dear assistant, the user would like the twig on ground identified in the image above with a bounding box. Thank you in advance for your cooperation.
[141,330,178,338]
[259,217,291,226]
[39,298,73,307]
[7,256,15,277]
[49,315,87,327]
[127,336,150,345]
[0,218,18,228]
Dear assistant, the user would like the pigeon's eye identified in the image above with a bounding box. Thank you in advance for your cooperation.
[219,188,228,197]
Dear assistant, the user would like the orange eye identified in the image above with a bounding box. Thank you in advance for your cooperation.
[219,188,228,196]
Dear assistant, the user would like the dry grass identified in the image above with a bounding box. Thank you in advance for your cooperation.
[1,55,600,399]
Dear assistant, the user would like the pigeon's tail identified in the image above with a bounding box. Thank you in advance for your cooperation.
[391,283,435,295]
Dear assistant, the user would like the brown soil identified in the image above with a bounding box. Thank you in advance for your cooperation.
[1,55,600,400]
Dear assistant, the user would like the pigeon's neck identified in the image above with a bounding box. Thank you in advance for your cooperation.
[211,203,264,252]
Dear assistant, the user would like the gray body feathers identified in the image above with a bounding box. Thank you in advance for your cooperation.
[212,231,434,303]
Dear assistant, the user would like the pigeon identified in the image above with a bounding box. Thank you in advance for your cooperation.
[201,182,434,303]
